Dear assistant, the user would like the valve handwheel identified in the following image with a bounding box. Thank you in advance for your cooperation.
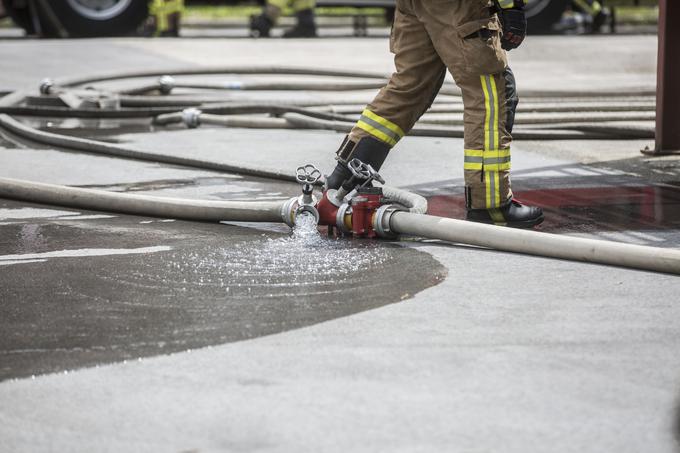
[295,164,322,185]
[348,158,385,186]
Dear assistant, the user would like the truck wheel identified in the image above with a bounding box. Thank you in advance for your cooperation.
[526,0,570,34]
[37,0,148,37]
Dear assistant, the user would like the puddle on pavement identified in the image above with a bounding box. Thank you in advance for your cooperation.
[424,183,680,233]
[0,210,446,381]
[164,213,389,291]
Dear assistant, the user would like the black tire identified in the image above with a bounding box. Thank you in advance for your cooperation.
[525,0,570,34]
[36,0,148,37]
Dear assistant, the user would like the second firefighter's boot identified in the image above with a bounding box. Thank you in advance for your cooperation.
[325,136,390,190]
[466,198,544,229]
[283,9,317,38]
[250,13,274,38]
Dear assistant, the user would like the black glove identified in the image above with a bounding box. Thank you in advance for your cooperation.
[495,1,527,51]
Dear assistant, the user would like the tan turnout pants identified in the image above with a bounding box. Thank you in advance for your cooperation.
[348,0,513,210]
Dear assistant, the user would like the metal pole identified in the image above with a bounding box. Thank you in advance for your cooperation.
[653,0,680,154]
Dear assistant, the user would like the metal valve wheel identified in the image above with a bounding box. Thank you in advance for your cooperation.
[295,164,322,185]
[348,158,385,185]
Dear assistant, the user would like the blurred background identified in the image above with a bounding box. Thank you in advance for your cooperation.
[0,0,660,39]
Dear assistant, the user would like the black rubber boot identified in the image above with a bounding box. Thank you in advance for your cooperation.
[249,13,273,38]
[589,9,608,33]
[325,136,390,190]
[283,9,317,38]
[467,199,544,229]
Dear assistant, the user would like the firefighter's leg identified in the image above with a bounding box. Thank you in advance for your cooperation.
[283,0,317,38]
[250,0,287,37]
[419,1,542,227]
[326,1,446,189]
[572,0,607,33]
[148,0,183,36]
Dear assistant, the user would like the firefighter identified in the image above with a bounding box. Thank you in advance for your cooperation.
[324,0,543,228]
[571,0,609,33]
[145,0,184,37]
[250,0,317,38]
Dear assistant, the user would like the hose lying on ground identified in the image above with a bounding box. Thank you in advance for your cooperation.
[0,177,286,222]
[119,80,389,93]
[280,112,610,140]
[1,176,678,275]
[388,212,680,275]
[0,114,299,183]
[51,65,656,99]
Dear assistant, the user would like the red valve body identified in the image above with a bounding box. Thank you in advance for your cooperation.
[316,188,384,237]
[317,191,340,227]
[351,187,383,238]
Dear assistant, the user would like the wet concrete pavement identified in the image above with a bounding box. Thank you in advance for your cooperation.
[1,34,680,452]
[0,199,444,381]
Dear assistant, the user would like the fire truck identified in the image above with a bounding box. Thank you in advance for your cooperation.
[0,0,571,37]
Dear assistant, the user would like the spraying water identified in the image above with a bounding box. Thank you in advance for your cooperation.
[164,216,389,292]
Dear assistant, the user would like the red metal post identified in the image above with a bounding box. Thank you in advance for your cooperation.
[654,0,680,154]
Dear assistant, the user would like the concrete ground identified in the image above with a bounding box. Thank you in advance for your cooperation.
[1,31,679,452]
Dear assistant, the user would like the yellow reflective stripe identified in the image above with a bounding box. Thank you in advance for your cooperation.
[497,0,515,8]
[362,109,404,136]
[358,114,401,144]
[464,149,484,157]
[482,148,511,171]
[464,148,483,170]
[150,0,183,13]
[484,170,502,209]
[464,162,483,171]
[488,209,506,224]
[481,76,491,152]
[292,0,317,11]
[356,121,398,146]
[485,171,492,208]
[572,0,601,15]
[483,162,511,171]
[150,0,183,33]
[361,109,405,138]
[493,171,501,207]
[489,76,500,153]
[465,149,511,171]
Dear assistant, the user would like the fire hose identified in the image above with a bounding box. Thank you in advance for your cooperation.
[0,66,675,275]
[0,172,678,275]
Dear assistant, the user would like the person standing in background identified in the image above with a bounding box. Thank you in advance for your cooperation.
[250,0,317,38]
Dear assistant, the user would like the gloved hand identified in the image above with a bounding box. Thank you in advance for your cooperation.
[494,0,527,51]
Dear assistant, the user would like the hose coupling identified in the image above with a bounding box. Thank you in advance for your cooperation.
[39,78,54,95]
[372,204,406,239]
[158,75,176,95]
[182,108,202,128]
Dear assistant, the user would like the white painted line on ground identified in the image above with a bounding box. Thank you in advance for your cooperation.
[0,246,173,265]
[0,208,80,220]
[0,259,47,266]
[53,215,116,220]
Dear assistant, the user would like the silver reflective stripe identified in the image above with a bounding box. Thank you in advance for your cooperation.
[359,114,401,144]
[483,156,511,164]
[487,171,496,208]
